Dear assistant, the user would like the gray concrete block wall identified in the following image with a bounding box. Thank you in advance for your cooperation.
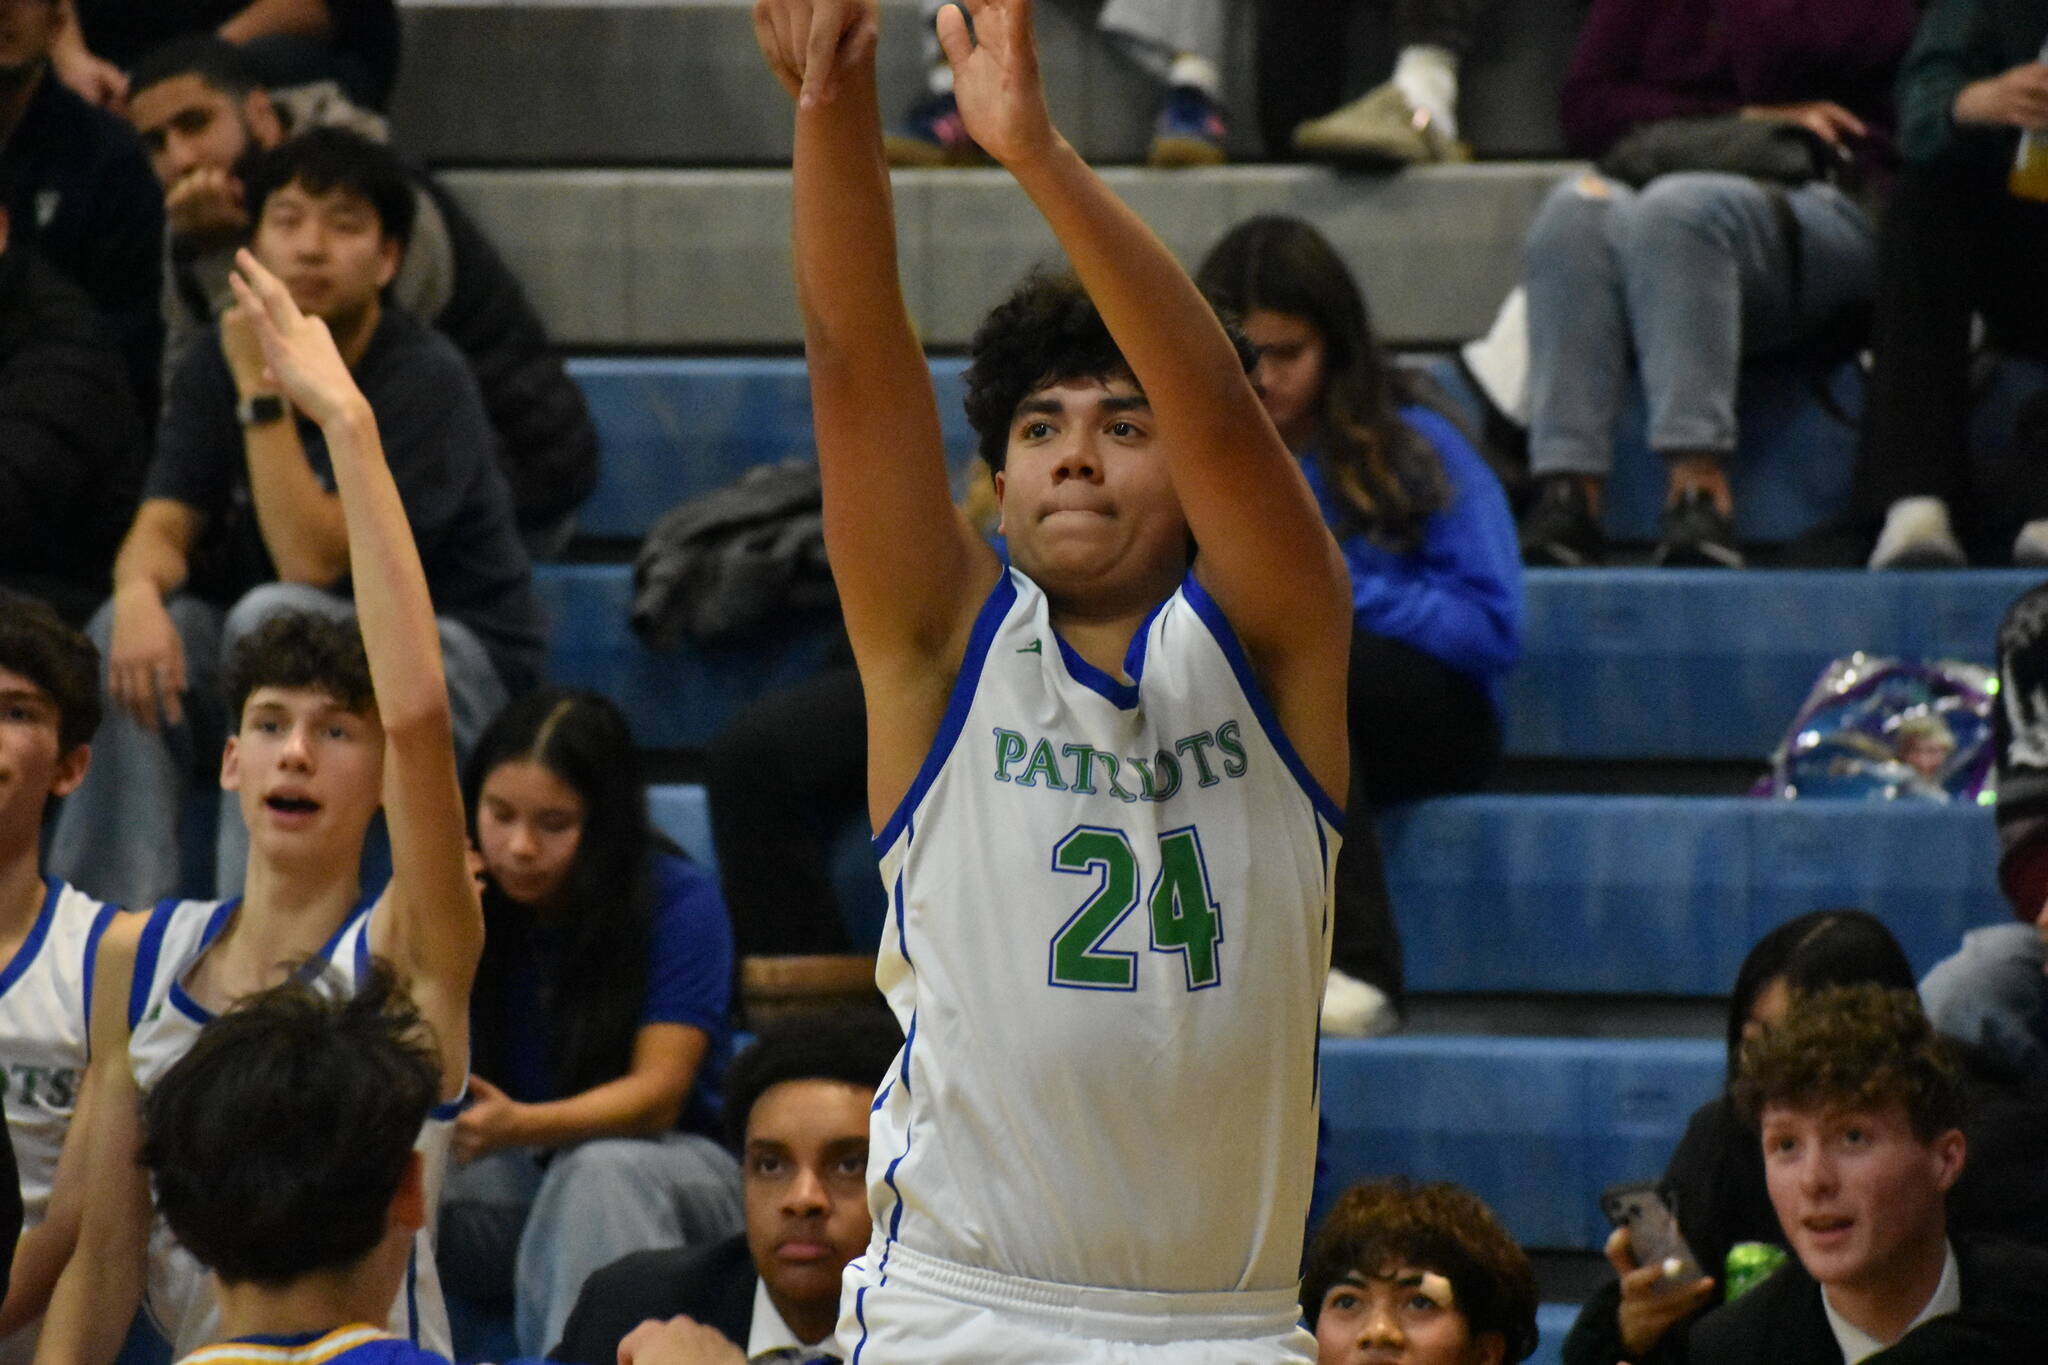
[391,0,1588,166]
[439,161,1576,350]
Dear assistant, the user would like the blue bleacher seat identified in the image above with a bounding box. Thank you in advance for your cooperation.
[1508,568,2038,759]
[1319,1036,1724,1251]
[1383,796,2009,994]
[1531,1304,1580,1365]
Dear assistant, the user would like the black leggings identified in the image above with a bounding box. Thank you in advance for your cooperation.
[1330,630,1503,1002]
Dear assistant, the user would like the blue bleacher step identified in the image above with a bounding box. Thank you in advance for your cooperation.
[1384,795,2009,995]
[1509,568,2040,760]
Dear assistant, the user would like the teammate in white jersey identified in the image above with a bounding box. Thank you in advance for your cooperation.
[30,248,483,1365]
[0,600,128,1364]
[755,1,1353,1358]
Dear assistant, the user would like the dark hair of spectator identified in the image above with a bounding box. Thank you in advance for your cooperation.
[1301,1178,1540,1361]
[129,35,267,102]
[962,270,1255,472]
[720,1010,904,1150]
[463,687,660,1101]
[138,963,440,1287]
[1733,984,1965,1141]
[224,611,375,725]
[0,597,101,753]
[1194,216,1449,554]
[1724,909,1916,1077]
[244,127,415,248]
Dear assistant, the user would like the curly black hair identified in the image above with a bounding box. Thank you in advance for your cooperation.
[721,1009,904,1150]
[0,597,100,753]
[139,962,441,1287]
[962,271,1255,471]
[224,611,375,727]
[1302,1178,1540,1362]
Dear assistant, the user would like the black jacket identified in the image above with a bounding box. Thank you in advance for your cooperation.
[1687,1236,2048,1364]
[0,243,145,623]
[551,1233,756,1365]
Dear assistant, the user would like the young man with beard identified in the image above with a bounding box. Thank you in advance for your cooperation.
[752,1,1351,1358]
[48,126,540,913]
[124,36,596,555]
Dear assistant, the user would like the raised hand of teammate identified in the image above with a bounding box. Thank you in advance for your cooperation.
[752,0,879,108]
[225,247,368,430]
[937,0,1054,168]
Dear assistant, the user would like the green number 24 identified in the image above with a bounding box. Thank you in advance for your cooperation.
[1048,825,1223,992]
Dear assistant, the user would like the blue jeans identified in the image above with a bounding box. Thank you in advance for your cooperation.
[1920,923,2048,1086]
[49,583,510,909]
[437,1133,744,1358]
[1524,171,1876,479]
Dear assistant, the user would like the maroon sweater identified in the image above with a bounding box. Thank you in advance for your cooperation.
[1559,0,1919,159]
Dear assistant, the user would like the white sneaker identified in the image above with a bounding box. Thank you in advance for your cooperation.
[1322,969,1401,1037]
[1869,496,1965,569]
[2014,519,2048,567]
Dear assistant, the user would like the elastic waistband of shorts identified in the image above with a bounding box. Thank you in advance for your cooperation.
[872,1243,1305,1342]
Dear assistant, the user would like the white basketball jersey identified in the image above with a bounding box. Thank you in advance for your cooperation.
[0,879,115,1225]
[127,897,456,1358]
[867,568,1339,1295]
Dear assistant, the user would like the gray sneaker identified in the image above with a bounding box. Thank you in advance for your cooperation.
[1291,82,1470,165]
[1654,488,1744,568]
[1871,496,1966,569]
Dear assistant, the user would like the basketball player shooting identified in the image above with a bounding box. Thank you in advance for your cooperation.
[755,0,1351,1358]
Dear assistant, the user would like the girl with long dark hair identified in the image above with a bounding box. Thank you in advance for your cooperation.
[1196,215,1522,1035]
[436,688,740,1356]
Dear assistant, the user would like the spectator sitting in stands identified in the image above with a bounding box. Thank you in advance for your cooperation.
[47,127,540,914]
[1564,911,2048,1365]
[51,0,400,113]
[887,0,1231,167]
[0,0,163,415]
[1671,985,2048,1363]
[1195,215,1521,1038]
[439,688,741,1361]
[1514,0,1915,571]
[127,36,598,558]
[550,1011,905,1365]
[1860,0,2048,569]
[136,969,450,1365]
[1260,0,1477,166]
[0,205,146,626]
[1303,1178,1538,1365]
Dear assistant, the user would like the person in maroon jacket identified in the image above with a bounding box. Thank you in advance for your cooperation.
[1514,0,1916,570]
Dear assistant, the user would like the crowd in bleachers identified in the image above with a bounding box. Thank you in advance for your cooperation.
[6,0,2048,1362]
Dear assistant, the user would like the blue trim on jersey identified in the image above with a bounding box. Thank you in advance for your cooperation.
[80,898,119,1059]
[1051,594,1167,710]
[851,1284,871,1365]
[871,571,1019,855]
[0,877,61,1001]
[891,867,911,971]
[404,1247,419,1343]
[1181,573,1346,830]
[428,1082,468,1123]
[129,897,183,1030]
[169,899,242,1024]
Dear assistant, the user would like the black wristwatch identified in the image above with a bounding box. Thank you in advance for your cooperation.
[236,393,287,427]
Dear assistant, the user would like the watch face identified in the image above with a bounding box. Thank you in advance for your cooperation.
[242,394,286,425]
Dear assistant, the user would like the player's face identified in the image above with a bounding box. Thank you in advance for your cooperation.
[129,76,256,186]
[1243,308,1328,452]
[0,665,85,845]
[252,180,399,326]
[0,0,59,82]
[221,685,384,864]
[1314,1267,1503,1365]
[474,759,585,910]
[994,375,1190,608]
[743,1079,874,1325]
[1760,1100,1962,1297]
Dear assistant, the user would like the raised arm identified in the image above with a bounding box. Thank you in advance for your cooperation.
[228,250,481,1099]
[939,0,1349,791]
[756,0,999,676]
[32,917,151,1365]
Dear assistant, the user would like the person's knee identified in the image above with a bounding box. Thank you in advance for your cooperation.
[1523,174,1615,273]
[221,583,349,656]
[1921,925,2048,1033]
[1616,173,1761,257]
